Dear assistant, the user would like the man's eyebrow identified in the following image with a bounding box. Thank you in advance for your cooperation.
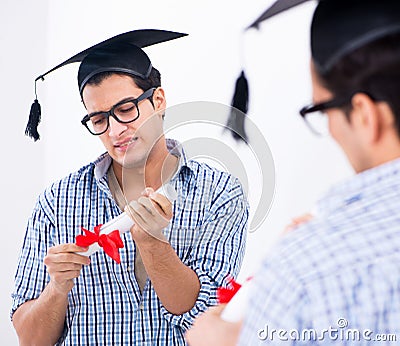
[88,97,136,116]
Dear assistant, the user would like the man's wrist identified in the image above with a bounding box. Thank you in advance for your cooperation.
[131,226,168,247]
[47,280,73,297]
[135,234,170,253]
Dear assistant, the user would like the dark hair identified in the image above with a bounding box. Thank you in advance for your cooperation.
[85,66,162,91]
[316,33,400,136]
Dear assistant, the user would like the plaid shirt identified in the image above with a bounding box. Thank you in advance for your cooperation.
[12,139,248,345]
[239,159,400,345]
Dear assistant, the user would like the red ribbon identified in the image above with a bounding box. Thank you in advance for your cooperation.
[217,276,253,304]
[217,277,242,304]
[76,225,124,264]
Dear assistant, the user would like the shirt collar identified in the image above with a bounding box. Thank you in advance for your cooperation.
[316,158,400,216]
[92,138,194,182]
[165,138,194,182]
[93,152,112,181]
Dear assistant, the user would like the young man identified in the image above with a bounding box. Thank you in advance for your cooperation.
[186,0,400,345]
[11,29,248,345]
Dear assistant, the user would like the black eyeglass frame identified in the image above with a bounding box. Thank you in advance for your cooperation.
[299,94,355,136]
[81,87,157,135]
[299,96,353,117]
[299,91,382,135]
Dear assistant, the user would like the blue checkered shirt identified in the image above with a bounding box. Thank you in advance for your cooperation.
[239,159,400,345]
[12,139,248,345]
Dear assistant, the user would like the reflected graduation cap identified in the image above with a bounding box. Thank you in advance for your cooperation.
[26,29,187,141]
[247,0,310,29]
[248,0,400,74]
[227,0,400,142]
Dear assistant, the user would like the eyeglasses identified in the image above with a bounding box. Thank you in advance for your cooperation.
[299,95,352,136]
[81,88,156,135]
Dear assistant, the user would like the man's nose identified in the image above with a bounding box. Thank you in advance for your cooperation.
[108,116,128,137]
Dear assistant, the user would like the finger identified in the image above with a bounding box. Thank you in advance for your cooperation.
[137,196,157,216]
[44,252,91,266]
[296,213,313,223]
[292,213,313,224]
[138,196,172,226]
[48,243,89,254]
[128,201,150,223]
[148,192,172,218]
[127,204,167,239]
[141,187,155,197]
[46,262,84,273]
[51,270,82,282]
[137,196,169,221]
[126,202,150,230]
[284,213,314,234]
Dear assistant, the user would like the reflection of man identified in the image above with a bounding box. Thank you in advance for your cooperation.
[11,30,248,345]
[186,0,400,344]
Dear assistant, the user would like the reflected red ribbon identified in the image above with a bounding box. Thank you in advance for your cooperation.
[217,277,242,304]
[76,225,124,264]
[217,276,253,304]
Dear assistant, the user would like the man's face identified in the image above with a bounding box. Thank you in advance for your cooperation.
[310,63,367,172]
[82,74,166,169]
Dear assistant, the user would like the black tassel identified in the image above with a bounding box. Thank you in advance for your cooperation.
[25,99,41,141]
[226,70,249,143]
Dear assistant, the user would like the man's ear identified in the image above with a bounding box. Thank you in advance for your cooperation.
[153,87,166,111]
[351,93,381,144]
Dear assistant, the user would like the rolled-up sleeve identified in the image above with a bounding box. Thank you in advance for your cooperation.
[11,189,55,320]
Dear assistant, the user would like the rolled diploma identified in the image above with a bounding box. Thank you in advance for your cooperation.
[220,279,252,323]
[77,184,177,257]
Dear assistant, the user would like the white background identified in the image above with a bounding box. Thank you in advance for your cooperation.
[1,0,353,343]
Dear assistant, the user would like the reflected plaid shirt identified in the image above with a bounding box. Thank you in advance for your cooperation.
[12,139,248,345]
[240,159,400,345]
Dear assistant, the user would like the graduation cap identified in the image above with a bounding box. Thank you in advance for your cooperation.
[26,29,187,141]
[226,0,400,142]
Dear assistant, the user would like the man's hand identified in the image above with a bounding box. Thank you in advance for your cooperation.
[126,187,173,243]
[284,213,314,234]
[185,305,242,346]
[125,187,199,315]
[44,244,90,295]
[13,244,90,345]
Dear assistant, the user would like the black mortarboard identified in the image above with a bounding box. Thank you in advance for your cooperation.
[225,0,400,142]
[248,0,400,74]
[26,29,187,141]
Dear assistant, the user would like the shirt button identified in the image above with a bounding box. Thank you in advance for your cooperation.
[140,304,144,310]
[127,266,131,271]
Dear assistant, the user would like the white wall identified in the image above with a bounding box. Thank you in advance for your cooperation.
[1,0,48,343]
[2,0,353,344]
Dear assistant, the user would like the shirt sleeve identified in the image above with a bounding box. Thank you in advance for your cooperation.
[160,176,249,331]
[10,188,55,320]
[238,253,311,345]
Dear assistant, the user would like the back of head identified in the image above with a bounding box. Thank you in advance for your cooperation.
[248,0,400,134]
[311,0,400,135]
[311,0,400,75]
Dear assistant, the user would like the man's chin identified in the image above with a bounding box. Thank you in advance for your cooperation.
[118,154,147,170]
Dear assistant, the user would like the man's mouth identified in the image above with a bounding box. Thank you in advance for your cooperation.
[114,136,139,149]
